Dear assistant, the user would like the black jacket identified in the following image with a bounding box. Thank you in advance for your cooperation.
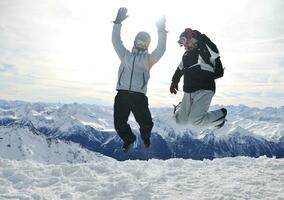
[172,34,220,93]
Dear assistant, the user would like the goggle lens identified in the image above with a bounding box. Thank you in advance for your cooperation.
[177,36,187,46]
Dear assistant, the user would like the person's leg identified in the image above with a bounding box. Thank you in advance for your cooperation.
[188,90,225,127]
[114,92,136,145]
[130,93,153,147]
[174,92,193,125]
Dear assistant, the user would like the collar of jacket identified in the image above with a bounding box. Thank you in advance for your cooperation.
[132,47,148,54]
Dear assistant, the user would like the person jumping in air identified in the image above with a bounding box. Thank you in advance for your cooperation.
[112,8,167,152]
[170,28,227,129]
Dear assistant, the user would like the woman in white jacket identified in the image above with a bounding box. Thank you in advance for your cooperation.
[112,8,167,152]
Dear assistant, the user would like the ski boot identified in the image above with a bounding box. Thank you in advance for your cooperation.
[122,136,136,152]
[143,138,151,149]
[215,108,227,128]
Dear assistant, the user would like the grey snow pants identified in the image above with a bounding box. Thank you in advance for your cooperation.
[174,90,225,128]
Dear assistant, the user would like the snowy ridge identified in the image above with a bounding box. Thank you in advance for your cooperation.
[0,119,110,164]
[151,105,284,141]
[0,156,283,200]
[1,100,283,141]
[0,99,283,160]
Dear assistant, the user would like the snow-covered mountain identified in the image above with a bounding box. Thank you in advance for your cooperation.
[0,113,110,164]
[0,99,283,161]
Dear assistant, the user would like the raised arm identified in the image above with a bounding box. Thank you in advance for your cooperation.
[149,16,167,68]
[112,8,128,60]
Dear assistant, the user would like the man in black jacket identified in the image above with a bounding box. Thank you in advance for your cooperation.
[170,28,227,128]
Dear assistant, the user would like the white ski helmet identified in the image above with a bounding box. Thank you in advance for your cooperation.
[134,31,151,50]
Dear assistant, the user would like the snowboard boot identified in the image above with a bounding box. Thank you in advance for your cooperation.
[143,138,151,149]
[173,102,182,114]
[215,108,227,128]
[221,108,227,117]
[122,135,136,152]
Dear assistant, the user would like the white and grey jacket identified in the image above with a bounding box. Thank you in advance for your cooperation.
[112,23,167,94]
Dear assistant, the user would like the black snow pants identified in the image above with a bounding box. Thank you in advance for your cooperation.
[114,90,153,143]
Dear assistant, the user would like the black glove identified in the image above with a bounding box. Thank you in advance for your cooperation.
[114,7,128,24]
[170,82,178,94]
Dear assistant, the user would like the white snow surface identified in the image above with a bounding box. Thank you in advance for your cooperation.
[0,156,283,200]
[0,100,283,199]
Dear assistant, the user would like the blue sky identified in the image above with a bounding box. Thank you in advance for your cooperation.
[0,0,284,108]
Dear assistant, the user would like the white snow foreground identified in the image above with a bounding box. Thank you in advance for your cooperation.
[0,157,283,200]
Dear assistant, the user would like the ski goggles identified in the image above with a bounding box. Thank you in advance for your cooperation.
[134,39,149,50]
[177,36,198,47]
[177,36,187,46]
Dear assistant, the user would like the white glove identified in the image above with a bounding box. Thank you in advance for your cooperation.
[156,15,166,31]
[114,7,128,24]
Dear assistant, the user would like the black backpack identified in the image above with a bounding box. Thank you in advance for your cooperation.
[198,34,224,79]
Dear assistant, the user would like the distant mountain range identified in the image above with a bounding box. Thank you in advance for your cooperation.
[0,99,283,161]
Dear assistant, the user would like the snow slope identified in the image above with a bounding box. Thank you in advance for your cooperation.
[0,120,110,164]
[0,156,283,200]
[0,100,283,199]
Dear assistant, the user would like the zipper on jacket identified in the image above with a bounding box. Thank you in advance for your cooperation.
[118,67,125,86]
[141,73,146,89]
[129,55,137,91]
